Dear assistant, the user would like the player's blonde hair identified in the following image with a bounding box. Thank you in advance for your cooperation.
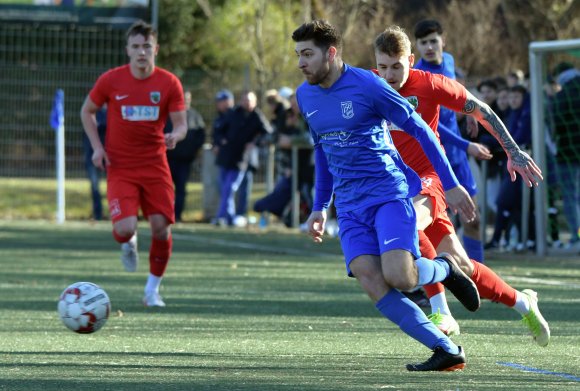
[374,26,412,57]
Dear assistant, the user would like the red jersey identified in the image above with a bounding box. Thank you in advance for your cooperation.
[387,68,467,176]
[89,64,185,168]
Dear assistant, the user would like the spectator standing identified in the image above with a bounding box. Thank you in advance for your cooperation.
[165,90,206,222]
[82,105,107,221]
[485,85,533,250]
[254,93,314,226]
[214,90,272,226]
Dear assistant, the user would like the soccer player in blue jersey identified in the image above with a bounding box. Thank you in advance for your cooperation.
[413,19,485,263]
[292,20,480,372]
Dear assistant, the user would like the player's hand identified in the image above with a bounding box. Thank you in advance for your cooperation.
[306,210,327,243]
[445,185,476,222]
[165,133,180,150]
[465,116,479,138]
[507,149,543,187]
[91,147,110,170]
[467,142,492,160]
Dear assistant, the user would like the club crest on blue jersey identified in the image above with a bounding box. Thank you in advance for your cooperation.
[341,101,354,119]
[150,91,161,104]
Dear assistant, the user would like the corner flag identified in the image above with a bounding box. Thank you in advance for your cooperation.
[50,88,66,224]
[50,89,65,131]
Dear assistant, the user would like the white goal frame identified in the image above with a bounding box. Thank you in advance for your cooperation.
[529,38,580,256]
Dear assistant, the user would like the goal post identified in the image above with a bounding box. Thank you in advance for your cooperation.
[529,38,580,256]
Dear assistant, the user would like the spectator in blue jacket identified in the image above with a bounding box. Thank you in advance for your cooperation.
[485,85,534,251]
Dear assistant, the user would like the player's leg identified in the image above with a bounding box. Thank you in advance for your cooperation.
[140,166,176,307]
[374,200,471,370]
[377,198,479,313]
[342,208,465,371]
[453,160,484,262]
[436,233,550,346]
[418,230,460,336]
[107,168,140,272]
[143,214,172,307]
[414,180,461,333]
[414,194,448,313]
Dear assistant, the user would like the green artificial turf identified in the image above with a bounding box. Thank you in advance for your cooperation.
[0,220,578,390]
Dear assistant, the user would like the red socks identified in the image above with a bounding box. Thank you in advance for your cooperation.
[469,260,517,307]
[419,230,517,307]
[149,234,173,277]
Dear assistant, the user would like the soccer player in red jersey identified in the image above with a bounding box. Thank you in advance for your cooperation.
[80,20,187,307]
[373,26,550,346]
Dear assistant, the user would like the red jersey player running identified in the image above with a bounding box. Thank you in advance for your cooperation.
[80,20,187,307]
[373,26,549,347]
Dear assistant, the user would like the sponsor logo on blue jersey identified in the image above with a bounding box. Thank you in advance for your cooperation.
[121,106,160,121]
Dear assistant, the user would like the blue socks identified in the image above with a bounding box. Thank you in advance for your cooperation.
[463,235,484,263]
[375,290,458,354]
[415,256,450,286]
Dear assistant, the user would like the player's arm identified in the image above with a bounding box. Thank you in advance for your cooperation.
[80,95,109,170]
[307,143,332,243]
[165,110,187,150]
[461,91,543,186]
[438,121,492,160]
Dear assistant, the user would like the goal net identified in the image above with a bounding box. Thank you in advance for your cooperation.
[529,39,580,255]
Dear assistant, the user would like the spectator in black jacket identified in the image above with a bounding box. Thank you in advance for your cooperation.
[165,91,206,222]
[214,90,272,226]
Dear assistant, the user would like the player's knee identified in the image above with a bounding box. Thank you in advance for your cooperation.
[112,228,134,243]
[354,270,389,300]
[384,271,416,292]
[387,277,415,292]
[151,225,170,240]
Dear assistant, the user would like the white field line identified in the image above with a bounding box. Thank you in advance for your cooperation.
[502,275,580,289]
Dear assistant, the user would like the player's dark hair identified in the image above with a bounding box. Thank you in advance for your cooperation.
[374,26,412,57]
[477,79,498,92]
[126,20,157,42]
[292,20,342,53]
[414,19,443,39]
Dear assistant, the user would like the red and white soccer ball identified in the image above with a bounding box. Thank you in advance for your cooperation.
[57,282,111,334]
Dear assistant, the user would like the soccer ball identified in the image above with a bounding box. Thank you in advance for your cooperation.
[57,282,111,334]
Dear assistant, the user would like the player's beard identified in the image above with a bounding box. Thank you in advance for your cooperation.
[305,60,331,86]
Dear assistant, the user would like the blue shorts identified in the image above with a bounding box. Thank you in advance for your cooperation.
[337,198,420,277]
[453,158,477,197]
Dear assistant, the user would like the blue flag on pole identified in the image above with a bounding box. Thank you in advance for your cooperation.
[50,89,64,131]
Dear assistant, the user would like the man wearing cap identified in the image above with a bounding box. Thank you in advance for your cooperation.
[212,89,235,151]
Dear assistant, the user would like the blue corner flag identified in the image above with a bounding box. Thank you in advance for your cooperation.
[50,89,64,131]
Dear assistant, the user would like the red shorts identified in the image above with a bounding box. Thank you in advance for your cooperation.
[419,172,455,249]
[107,164,175,224]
